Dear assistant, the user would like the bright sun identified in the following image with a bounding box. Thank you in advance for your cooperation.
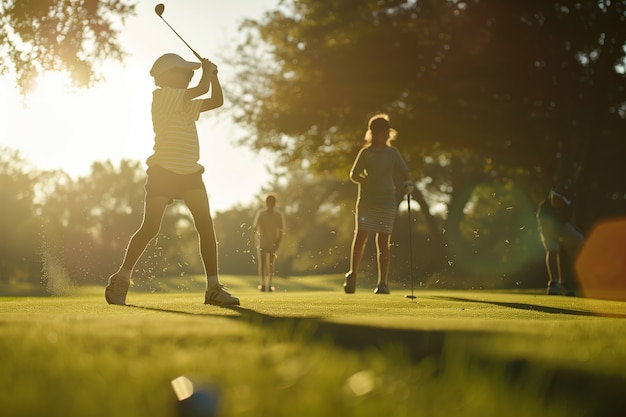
[6,66,152,178]
[1,0,280,212]
[2,62,272,212]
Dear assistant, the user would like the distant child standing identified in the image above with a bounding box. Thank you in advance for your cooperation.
[251,192,284,292]
[536,183,584,295]
[105,53,239,306]
[344,114,413,294]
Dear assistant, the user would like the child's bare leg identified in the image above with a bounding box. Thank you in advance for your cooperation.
[106,196,168,304]
[268,252,276,290]
[376,233,391,285]
[349,229,369,276]
[183,189,239,306]
[121,196,169,271]
[183,189,219,287]
[545,251,559,286]
[258,250,267,289]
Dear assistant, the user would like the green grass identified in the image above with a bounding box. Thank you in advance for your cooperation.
[1,274,626,417]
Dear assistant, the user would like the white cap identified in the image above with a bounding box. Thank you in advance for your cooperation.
[150,53,200,77]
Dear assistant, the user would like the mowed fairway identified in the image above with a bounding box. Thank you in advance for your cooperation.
[1,274,626,417]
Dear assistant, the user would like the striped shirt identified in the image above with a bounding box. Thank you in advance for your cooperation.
[146,87,204,174]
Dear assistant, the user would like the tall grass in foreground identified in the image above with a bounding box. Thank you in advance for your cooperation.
[1,275,625,417]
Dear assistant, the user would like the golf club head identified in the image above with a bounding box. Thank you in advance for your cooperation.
[153,2,203,61]
[405,295,417,300]
[155,3,165,17]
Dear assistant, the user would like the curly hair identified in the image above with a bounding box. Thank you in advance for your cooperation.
[363,113,397,147]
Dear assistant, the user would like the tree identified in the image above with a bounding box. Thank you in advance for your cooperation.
[38,160,147,288]
[0,0,136,93]
[230,0,625,183]
[227,0,626,279]
[0,147,41,284]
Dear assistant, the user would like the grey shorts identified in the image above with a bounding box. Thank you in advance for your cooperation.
[356,206,397,234]
[539,221,584,257]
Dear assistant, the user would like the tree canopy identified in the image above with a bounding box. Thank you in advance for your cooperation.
[0,0,135,92]
[229,0,626,229]
[2,147,546,290]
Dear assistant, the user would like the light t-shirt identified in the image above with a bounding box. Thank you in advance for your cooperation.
[146,87,204,174]
[350,146,409,209]
[253,209,284,251]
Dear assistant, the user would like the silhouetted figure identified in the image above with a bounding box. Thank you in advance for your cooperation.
[344,114,413,294]
[251,192,284,292]
[536,183,584,295]
[105,53,239,306]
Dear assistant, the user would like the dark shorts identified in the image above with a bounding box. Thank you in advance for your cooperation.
[145,165,206,202]
[258,247,277,255]
[356,205,396,234]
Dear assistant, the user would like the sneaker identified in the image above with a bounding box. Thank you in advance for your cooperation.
[205,284,240,306]
[546,282,561,295]
[258,284,266,292]
[105,272,130,305]
[343,272,356,294]
[374,283,390,294]
[561,284,576,297]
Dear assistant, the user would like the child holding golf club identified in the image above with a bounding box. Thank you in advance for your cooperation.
[344,114,414,294]
[251,192,285,292]
[105,53,239,306]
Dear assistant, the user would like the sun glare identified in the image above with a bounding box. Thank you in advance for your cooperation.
[2,0,280,212]
[3,57,272,212]
[5,65,152,178]
[29,71,76,102]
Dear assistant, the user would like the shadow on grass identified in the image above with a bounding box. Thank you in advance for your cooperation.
[429,295,626,318]
[126,302,626,417]
[127,303,446,361]
[227,305,445,358]
[126,304,203,315]
[229,305,626,417]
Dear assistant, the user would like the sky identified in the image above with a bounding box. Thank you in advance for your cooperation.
[0,0,280,212]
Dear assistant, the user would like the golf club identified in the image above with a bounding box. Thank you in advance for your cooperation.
[405,192,417,300]
[154,3,202,60]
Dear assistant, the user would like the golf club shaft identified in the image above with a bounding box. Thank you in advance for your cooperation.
[406,193,417,299]
[159,16,202,60]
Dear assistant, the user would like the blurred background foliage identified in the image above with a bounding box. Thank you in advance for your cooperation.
[0,146,592,292]
[1,0,624,292]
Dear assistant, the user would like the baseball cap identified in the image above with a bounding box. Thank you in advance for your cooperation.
[150,53,200,77]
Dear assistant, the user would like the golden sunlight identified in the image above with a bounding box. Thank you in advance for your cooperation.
[2,0,280,211]
[2,60,272,211]
[3,65,152,178]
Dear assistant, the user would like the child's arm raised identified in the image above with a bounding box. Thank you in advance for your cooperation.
[200,72,223,112]
[184,58,215,101]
